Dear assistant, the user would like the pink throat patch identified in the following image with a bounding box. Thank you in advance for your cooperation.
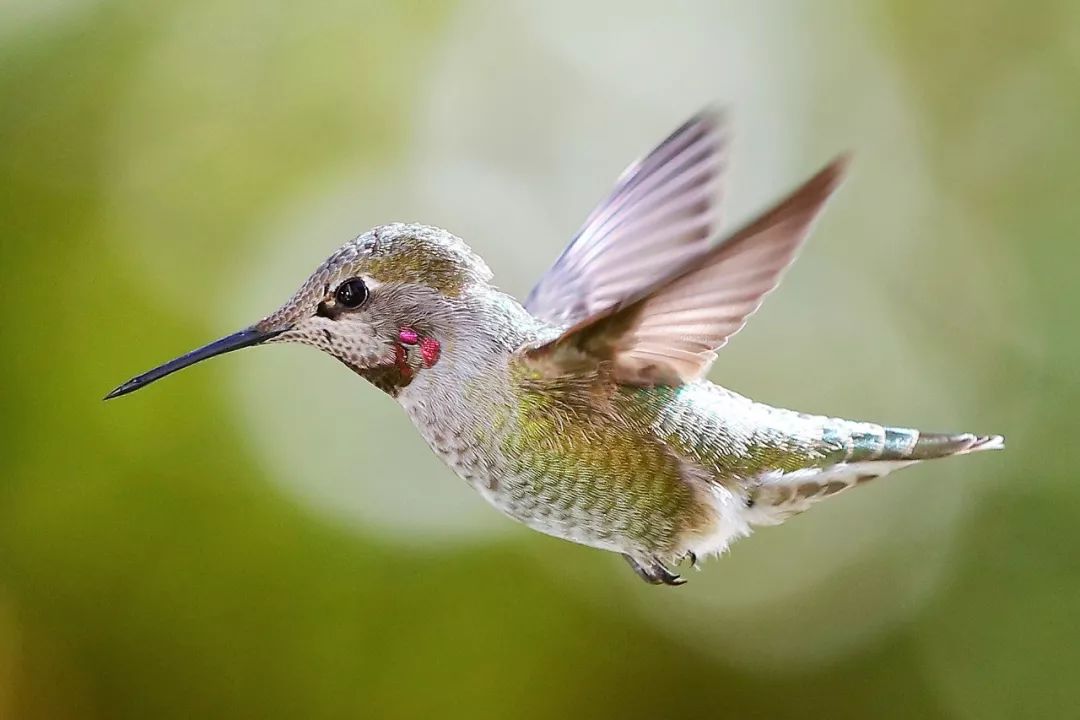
[419,337,441,368]
[397,327,441,369]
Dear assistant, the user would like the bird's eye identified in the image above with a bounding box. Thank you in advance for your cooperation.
[334,278,369,309]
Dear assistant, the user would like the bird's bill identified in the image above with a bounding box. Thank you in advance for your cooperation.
[104,325,286,400]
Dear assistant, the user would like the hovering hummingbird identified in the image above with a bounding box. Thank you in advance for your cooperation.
[106,109,1003,585]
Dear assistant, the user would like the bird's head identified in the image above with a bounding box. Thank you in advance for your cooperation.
[106,223,497,399]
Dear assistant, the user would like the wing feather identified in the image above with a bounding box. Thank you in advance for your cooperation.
[524,109,730,327]
[524,156,850,386]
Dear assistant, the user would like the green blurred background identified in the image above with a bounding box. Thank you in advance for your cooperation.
[1,1,1077,718]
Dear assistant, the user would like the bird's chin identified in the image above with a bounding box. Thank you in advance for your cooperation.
[335,349,415,396]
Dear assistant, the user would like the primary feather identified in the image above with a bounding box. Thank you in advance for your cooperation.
[524,109,729,328]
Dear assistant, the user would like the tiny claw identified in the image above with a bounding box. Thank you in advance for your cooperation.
[623,554,688,587]
[656,564,685,586]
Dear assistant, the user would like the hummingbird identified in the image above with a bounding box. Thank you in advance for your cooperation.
[106,109,1003,586]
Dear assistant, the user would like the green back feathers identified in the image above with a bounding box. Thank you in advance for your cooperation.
[630,383,823,479]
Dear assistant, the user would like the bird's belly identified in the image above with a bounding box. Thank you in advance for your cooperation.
[471,471,637,554]
[433,440,702,559]
[424,439,632,552]
[405,388,712,560]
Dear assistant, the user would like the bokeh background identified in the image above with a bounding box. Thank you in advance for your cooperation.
[2,1,1077,718]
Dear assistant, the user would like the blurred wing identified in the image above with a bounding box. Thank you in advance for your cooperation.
[524,156,850,386]
[524,109,729,328]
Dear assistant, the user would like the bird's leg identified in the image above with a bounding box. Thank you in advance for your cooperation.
[622,555,687,586]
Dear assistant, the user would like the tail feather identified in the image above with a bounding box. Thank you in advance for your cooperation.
[854,424,1005,461]
[744,425,1004,526]
[906,431,1005,459]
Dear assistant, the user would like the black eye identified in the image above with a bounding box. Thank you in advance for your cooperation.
[334,277,369,309]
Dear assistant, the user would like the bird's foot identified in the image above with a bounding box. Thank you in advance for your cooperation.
[623,555,687,586]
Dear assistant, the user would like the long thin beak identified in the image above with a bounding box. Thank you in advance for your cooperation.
[104,326,287,400]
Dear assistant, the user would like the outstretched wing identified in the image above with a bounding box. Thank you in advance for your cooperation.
[524,109,729,328]
[522,156,850,386]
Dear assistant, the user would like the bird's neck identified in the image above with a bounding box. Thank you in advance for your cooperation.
[392,286,545,439]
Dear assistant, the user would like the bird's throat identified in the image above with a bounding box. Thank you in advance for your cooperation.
[350,327,442,396]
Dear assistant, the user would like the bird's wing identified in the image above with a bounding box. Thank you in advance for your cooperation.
[523,109,729,328]
[521,156,849,386]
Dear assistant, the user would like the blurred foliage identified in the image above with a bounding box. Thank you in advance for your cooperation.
[1,1,1078,718]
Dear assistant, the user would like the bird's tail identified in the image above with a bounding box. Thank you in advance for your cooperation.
[888,429,1004,459]
[745,423,1004,526]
